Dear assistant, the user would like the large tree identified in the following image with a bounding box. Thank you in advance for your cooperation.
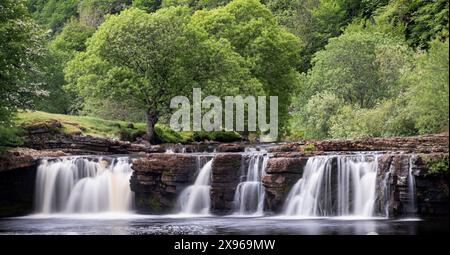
[1,0,44,124]
[305,30,412,109]
[264,0,390,72]
[405,39,449,134]
[34,19,94,114]
[65,6,258,142]
[191,0,301,135]
[26,0,79,31]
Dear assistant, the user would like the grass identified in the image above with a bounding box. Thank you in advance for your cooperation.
[15,110,147,139]
[13,110,242,143]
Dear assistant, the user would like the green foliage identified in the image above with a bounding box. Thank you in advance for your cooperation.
[328,100,415,138]
[78,0,132,27]
[264,0,390,72]
[404,39,449,134]
[425,155,449,176]
[154,125,189,143]
[34,19,95,114]
[192,130,241,142]
[0,126,24,148]
[7,0,450,143]
[1,0,46,124]
[82,98,145,122]
[132,0,162,12]
[66,4,282,142]
[192,0,302,135]
[49,19,95,60]
[308,30,412,108]
[290,26,421,139]
[373,0,449,49]
[162,0,230,10]
[26,0,79,31]
[294,91,344,139]
[302,144,316,152]
[66,7,195,132]
[16,110,147,138]
[15,110,240,143]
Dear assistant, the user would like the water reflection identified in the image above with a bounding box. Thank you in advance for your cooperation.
[0,216,445,235]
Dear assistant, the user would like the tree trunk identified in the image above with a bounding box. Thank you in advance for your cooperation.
[145,108,158,144]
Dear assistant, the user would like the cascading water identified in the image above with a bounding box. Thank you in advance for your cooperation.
[283,155,378,217]
[382,161,395,217]
[34,157,134,214]
[178,157,213,215]
[233,150,269,215]
[407,155,417,216]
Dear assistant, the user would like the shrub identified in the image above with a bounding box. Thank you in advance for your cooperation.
[0,126,24,148]
[425,155,449,176]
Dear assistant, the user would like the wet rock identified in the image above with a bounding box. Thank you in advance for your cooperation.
[0,148,69,217]
[217,143,246,152]
[265,157,308,174]
[374,153,449,217]
[263,173,302,213]
[260,157,307,212]
[130,153,199,213]
[210,154,242,214]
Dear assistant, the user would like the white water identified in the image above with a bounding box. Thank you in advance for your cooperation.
[407,155,417,216]
[178,158,213,215]
[382,159,395,217]
[34,157,133,214]
[233,151,269,215]
[283,155,378,217]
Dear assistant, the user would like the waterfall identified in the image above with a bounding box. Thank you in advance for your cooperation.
[34,157,133,214]
[178,157,213,215]
[382,160,395,217]
[407,155,417,216]
[233,150,269,215]
[283,155,378,217]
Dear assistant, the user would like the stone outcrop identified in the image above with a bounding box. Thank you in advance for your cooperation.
[23,132,228,155]
[262,152,449,216]
[375,153,449,217]
[130,153,200,213]
[0,148,67,173]
[216,143,246,152]
[210,154,243,214]
[0,148,68,217]
[24,133,163,155]
[262,157,308,213]
[270,133,449,154]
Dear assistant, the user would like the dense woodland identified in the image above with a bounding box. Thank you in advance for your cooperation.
[1,0,449,145]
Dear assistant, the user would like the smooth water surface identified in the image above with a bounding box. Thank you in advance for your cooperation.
[0,215,447,235]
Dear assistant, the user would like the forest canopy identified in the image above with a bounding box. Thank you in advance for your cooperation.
[1,0,448,144]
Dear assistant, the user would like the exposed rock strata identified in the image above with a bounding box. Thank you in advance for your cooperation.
[210,154,242,214]
[375,153,449,217]
[130,153,199,213]
[262,157,308,212]
[270,133,449,154]
[0,133,448,218]
[0,148,68,217]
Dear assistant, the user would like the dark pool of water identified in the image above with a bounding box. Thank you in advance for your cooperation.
[0,214,447,235]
